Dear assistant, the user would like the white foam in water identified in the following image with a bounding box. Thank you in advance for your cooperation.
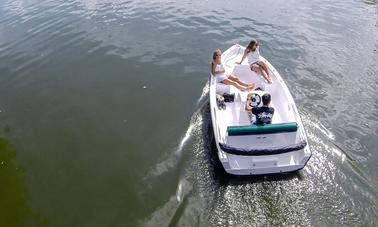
[313,121,335,141]
[143,177,193,226]
[177,124,194,155]
[196,82,209,105]
[144,84,207,178]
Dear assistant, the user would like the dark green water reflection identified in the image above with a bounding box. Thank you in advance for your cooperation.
[0,0,377,226]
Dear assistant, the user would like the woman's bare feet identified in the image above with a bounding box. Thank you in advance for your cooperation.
[262,74,272,84]
[245,86,253,92]
[266,76,273,84]
[247,83,255,89]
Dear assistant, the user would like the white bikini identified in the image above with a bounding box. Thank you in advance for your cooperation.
[215,63,229,83]
[247,47,261,66]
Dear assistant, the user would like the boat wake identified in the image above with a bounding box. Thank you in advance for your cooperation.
[142,83,378,226]
[141,83,210,226]
[143,83,210,179]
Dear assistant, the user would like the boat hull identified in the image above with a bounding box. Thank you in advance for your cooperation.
[216,144,311,176]
[210,44,311,176]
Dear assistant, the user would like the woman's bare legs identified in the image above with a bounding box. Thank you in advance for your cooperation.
[228,75,255,88]
[259,62,272,84]
[251,63,272,84]
[223,78,253,91]
[259,67,272,84]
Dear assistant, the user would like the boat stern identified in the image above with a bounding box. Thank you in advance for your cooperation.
[217,145,311,176]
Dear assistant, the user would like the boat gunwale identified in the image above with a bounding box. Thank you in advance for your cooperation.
[209,44,310,162]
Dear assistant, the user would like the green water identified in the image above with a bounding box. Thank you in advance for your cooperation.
[0,0,377,226]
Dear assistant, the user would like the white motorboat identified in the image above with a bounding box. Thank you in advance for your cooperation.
[209,44,311,175]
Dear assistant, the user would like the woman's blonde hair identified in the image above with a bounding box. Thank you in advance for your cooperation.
[212,49,221,60]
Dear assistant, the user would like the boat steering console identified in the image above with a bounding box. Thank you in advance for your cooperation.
[247,90,269,107]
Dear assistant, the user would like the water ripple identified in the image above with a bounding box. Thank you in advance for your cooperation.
[0,0,377,225]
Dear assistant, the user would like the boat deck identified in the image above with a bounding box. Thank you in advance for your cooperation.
[213,46,301,148]
[209,44,311,175]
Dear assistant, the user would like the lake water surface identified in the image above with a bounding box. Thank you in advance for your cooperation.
[0,0,377,226]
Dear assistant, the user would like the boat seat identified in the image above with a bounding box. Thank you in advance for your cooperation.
[216,83,231,94]
[232,65,266,89]
[227,122,298,136]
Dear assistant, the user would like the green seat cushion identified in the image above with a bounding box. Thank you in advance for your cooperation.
[227,122,298,136]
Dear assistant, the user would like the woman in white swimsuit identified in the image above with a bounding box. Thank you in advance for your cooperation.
[212,49,254,91]
[237,39,272,84]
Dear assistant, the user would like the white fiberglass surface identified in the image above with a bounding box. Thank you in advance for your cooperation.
[209,45,305,149]
[226,148,305,169]
[216,47,297,124]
